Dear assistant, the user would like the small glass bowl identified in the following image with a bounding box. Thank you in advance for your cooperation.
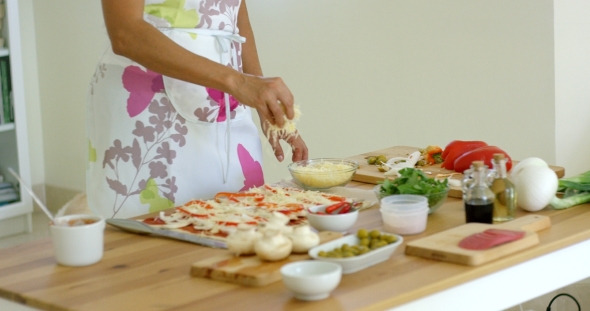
[288,158,359,190]
[373,185,450,214]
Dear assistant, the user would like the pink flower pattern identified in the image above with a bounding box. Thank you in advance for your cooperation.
[122,66,165,117]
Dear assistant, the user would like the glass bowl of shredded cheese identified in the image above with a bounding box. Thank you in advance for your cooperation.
[288,158,359,190]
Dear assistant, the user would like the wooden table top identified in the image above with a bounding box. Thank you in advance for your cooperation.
[1,181,589,311]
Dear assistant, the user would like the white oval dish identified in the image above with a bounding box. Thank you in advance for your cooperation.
[308,232,403,274]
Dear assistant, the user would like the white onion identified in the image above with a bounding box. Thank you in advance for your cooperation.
[512,166,558,212]
[510,157,550,187]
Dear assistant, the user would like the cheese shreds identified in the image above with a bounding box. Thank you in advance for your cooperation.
[290,161,356,189]
[265,105,301,140]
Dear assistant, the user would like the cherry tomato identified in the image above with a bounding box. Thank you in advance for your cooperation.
[325,202,347,214]
[338,204,352,214]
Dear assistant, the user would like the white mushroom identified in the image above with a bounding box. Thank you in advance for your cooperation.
[288,225,320,253]
[254,229,293,261]
[226,224,260,256]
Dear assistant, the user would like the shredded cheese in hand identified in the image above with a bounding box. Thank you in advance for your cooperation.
[265,105,301,140]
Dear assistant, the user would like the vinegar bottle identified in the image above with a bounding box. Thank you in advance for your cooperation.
[462,161,495,224]
[491,153,516,222]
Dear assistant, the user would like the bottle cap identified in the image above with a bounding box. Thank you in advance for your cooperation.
[493,153,505,162]
[472,161,484,168]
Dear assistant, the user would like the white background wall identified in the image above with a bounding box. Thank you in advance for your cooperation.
[15,0,590,197]
[554,0,590,175]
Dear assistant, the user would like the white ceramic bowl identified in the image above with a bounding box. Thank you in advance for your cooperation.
[306,204,359,233]
[308,233,403,274]
[280,260,342,301]
[288,158,359,190]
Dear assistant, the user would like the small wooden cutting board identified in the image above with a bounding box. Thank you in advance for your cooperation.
[405,215,551,266]
[190,231,343,287]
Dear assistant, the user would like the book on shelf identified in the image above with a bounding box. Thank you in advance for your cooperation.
[0,56,11,125]
[0,181,19,206]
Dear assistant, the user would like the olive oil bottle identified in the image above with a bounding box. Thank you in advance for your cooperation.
[491,154,516,222]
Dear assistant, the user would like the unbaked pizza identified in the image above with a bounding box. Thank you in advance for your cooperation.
[141,184,368,241]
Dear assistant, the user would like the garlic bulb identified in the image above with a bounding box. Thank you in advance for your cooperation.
[226,224,260,256]
[288,225,320,253]
[254,229,293,261]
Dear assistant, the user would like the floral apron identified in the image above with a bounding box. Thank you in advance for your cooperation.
[86,0,264,219]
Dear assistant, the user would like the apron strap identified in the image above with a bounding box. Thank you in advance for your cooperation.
[159,28,246,184]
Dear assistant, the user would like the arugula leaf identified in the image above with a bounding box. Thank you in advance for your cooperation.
[379,168,448,196]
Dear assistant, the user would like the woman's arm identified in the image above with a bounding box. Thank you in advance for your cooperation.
[237,1,308,162]
[100,0,291,127]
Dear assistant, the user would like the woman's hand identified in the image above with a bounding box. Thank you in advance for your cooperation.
[261,119,308,163]
[230,74,295,129]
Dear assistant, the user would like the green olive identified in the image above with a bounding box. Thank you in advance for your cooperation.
[357,229,369,239]
[369,230,381,239]
[367,156,377,165]
[383,234,397,244]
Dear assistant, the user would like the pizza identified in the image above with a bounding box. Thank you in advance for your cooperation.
[141,184,367,241]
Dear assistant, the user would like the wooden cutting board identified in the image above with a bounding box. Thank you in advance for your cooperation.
[405,215,551,266]
[190,231,343,287]
[347,146,566,199]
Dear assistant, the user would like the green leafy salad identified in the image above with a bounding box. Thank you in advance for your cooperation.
[378,168,449,207]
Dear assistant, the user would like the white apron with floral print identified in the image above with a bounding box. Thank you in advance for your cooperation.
[87,0,264,219]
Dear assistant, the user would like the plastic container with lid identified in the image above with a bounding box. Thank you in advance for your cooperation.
[379,195,429,235]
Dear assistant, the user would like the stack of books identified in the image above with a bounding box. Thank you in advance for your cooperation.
[0,175,19,206]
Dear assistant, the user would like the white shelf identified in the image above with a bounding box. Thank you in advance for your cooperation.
[0,0,33,236]
[0,123,15,132]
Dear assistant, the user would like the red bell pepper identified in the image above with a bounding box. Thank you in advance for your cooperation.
[453,146,512,173]
[441,141,489,170]
[441,140,488,160]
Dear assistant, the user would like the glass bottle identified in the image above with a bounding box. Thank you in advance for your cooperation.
[491,153,516,222]
[462,161,495,224]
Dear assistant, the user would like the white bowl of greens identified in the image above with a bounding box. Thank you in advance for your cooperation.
[374,168,450,214]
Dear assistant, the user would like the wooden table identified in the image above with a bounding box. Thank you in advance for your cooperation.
[1,181,589,311]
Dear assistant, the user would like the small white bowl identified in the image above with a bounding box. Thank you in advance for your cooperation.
[306,204,359,233]
[280,260,342,301]
[308,233,403,274]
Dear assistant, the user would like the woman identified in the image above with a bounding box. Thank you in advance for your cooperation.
[87,0,308,219]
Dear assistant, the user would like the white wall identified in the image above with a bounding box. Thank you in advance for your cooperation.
[554,0,590,177]
[20,0,586,196]
[30,0,108,191]
[247,0,556,182]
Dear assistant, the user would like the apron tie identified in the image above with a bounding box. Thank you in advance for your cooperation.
[159,27,245,184]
